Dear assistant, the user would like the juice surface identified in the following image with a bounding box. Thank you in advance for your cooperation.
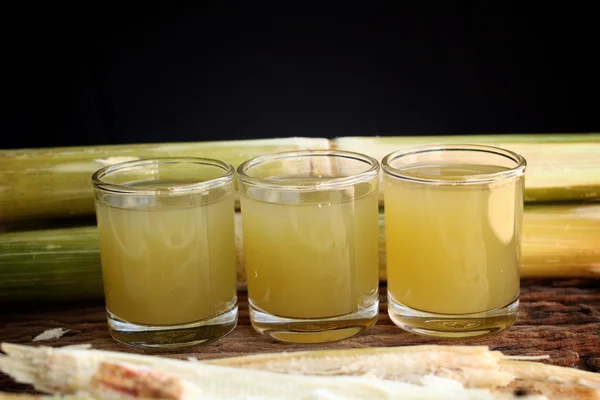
[241,183,379,319]
[96,192,237,326]
[384,164,523,314]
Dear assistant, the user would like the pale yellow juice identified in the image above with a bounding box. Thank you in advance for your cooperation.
[384,164,523,315]
[241,183,379,319]
[96,190,237,326]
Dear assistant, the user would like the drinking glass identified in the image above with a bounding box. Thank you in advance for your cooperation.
[237,150,380,343]
[92,157,238,349]
[382,144,526,338]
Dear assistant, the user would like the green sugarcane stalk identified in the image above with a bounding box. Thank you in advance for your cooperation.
[0,204,598,303]
[335,134,600,204]
[2,134,599,223]
[0,137,329,222]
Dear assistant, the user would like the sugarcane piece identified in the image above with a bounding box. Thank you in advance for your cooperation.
[1,204,599,302]
[520,204,600,277]
[0,137,330,222]
[208,345,600,399]
[0,226,104,302]
[1,343,598,399]
[0,396,181,400]
[498,360,600,400]
[377,203,600,279]
[0,213,246,302]
[0,396,151,400]
[209,345,515,387]
[0,343,515,399]
[334,134,600,204]
[3,134,600,223]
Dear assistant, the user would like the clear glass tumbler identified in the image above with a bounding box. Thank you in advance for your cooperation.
[237,150,380,343]
[92,157,238,349]
[382,144,527,338]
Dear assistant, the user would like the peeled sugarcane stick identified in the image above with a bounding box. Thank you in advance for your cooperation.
[2,134,600,223]
[378,203,600,279]
[208,345,600,400]
[335,134,600,204]
[0,137,330,222]
[520,204,600,277]
[0,397,114,400]
[0,343,599,399]
[0,204,598,303]
[0,396,131,400]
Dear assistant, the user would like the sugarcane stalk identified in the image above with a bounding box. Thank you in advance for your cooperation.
[0,225,104,301]
[335,134,600,203]
[0,343,509,399]
[2,134,600,223]
[520,204,600,277]
[207,345,600,395]
[379,203,600,279]
[0,204,598,303]
[0,137,330,222]
[0,396,139,400]
[0,343,598,399]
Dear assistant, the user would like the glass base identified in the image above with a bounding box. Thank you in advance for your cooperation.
[107,305,238,350]
[388,294,518,339]
[249,301,379,344]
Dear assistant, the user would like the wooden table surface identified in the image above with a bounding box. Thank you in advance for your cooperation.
[1,278,599,394]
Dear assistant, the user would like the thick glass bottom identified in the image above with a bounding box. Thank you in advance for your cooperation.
[107,304,238,350]
[249,300,379,344]
[388,294,518,339]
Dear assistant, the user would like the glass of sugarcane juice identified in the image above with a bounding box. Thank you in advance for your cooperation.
[237,150,380,343]
[92,158,238,349]
[382,145,527,338]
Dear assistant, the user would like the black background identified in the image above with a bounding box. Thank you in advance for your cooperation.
[3,3,598,149]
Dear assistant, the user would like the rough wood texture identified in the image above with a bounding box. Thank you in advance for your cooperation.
[1,279,598,394]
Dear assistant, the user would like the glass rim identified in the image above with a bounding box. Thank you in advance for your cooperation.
[381,144,527,185]
[91,157,235,195]
[236,149,380,191]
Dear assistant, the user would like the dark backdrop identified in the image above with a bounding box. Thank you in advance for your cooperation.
[3,4,598,149]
